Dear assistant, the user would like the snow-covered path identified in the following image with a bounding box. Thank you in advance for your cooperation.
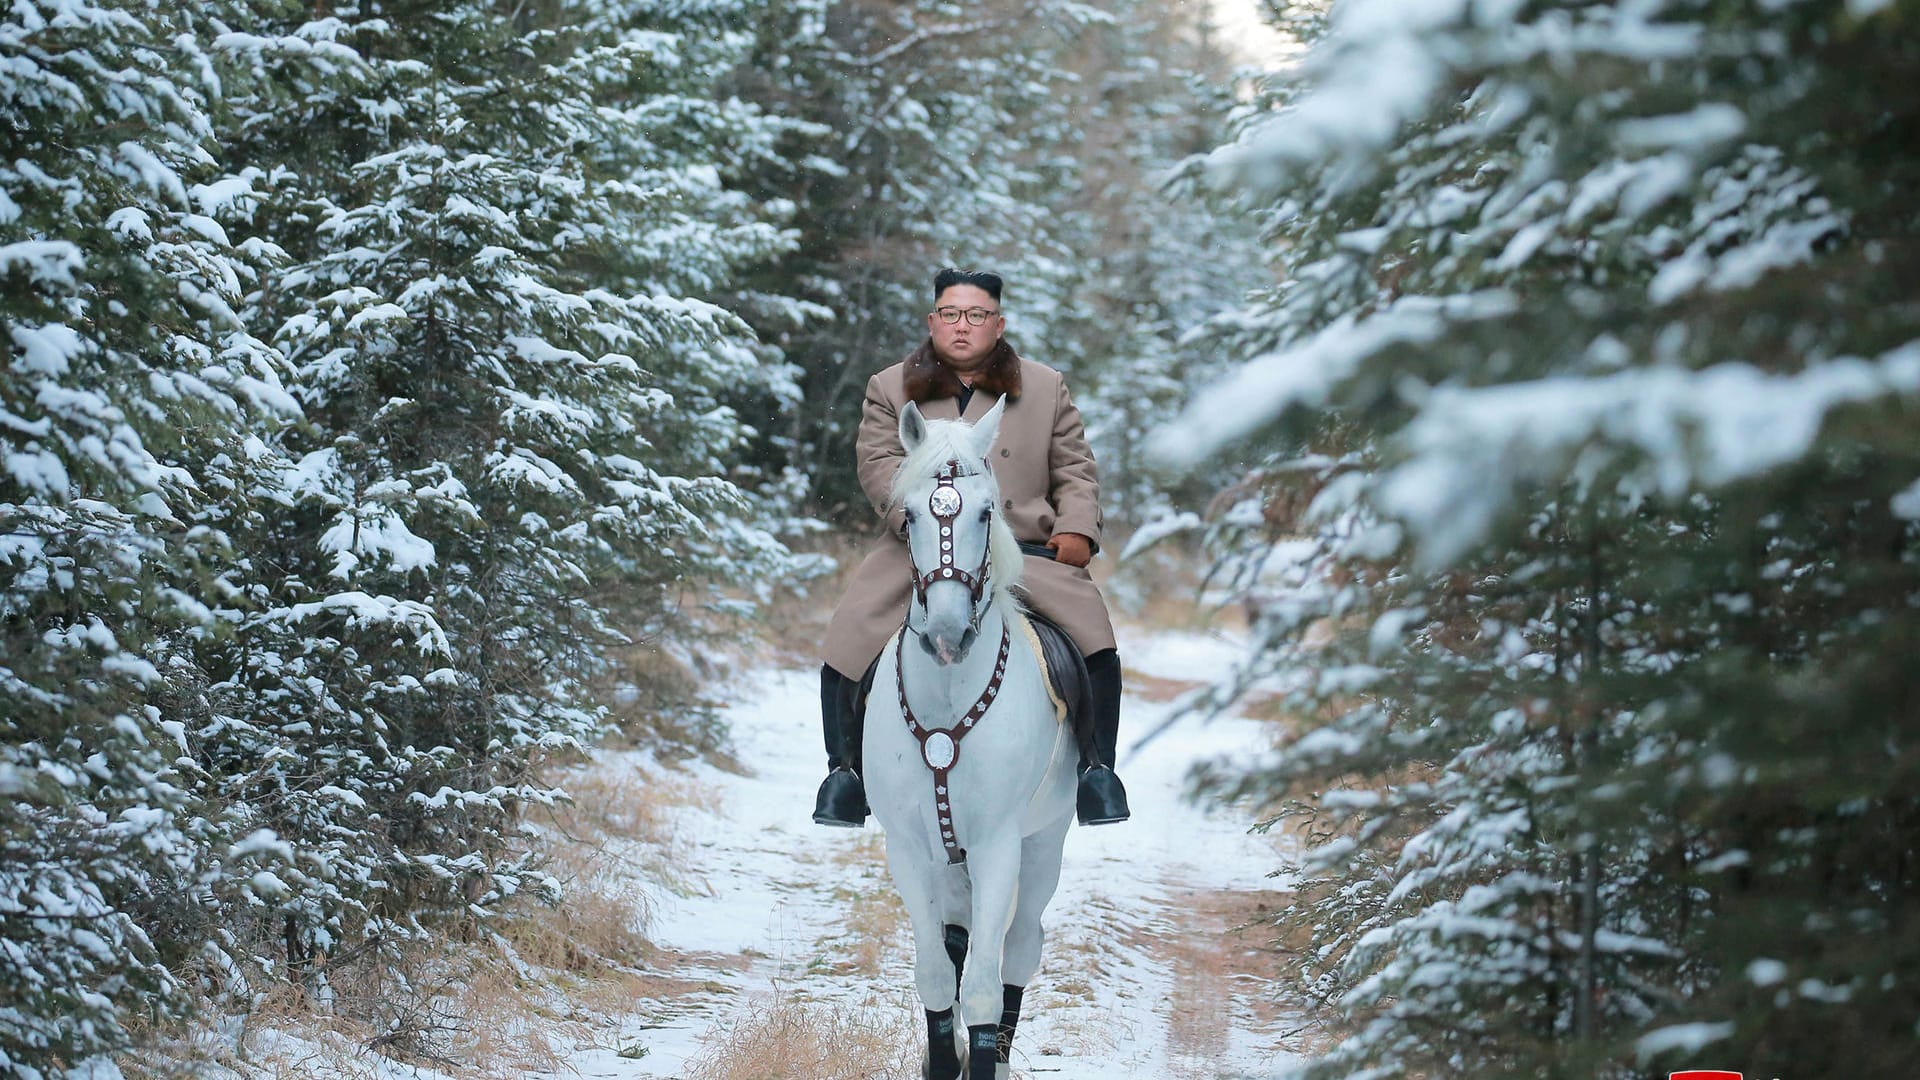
[562,627,1307,1079]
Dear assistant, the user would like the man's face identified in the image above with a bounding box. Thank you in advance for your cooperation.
[927,284,1004,371]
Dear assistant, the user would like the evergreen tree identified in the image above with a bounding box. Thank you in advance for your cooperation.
[1028,0,1264,529]
[726,0,1108,514]
[5,0,815,1065]
[1,0,300,1070]
[202,0,808,968]
[1164,1,1920,1076]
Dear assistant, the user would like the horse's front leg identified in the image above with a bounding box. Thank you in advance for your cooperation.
[884,835,968,1080]
[957,834,1022,1080]
[992,815,1071,1078]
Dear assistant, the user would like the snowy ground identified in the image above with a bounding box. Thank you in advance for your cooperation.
[138,622,1310,1080]
[556,624,1309,1080]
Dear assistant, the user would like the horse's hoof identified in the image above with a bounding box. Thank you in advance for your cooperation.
[922,1051,964,1080]
[922,1048,963,1080]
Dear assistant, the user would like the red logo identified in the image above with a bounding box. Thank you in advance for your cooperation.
[1669,1073,1742,1080]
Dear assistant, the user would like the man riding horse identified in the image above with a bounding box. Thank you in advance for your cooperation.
[813,267,1131,829]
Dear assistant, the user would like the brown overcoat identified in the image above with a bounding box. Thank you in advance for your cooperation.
[822,340,1116,679]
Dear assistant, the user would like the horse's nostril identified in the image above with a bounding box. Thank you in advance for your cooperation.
[918,632,940,658]
[956,626,977,657]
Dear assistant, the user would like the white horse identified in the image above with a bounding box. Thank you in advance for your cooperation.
[864,397,1080,1080]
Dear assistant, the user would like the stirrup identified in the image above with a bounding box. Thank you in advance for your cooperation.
[1076,764,1130,826]
[813,766,869,827]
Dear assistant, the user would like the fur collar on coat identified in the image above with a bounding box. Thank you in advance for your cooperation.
[902,339,1022,404]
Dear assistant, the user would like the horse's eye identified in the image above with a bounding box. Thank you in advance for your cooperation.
[903,510,917,524]
[978,508,991,522]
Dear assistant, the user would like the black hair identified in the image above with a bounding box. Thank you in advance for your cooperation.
[932,267,1003,305]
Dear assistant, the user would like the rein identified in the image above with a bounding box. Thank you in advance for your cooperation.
[894,622,1011,865]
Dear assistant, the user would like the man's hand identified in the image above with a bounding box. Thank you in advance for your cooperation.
[1046,532,1093,568]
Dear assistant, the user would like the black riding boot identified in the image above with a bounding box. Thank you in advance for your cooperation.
[1076,649,1130,825]
[812,664,869,827]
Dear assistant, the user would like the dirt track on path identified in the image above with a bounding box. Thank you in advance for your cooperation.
[566,631,1315,1080]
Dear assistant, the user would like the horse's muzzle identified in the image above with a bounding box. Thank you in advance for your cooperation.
[927,624,978,666]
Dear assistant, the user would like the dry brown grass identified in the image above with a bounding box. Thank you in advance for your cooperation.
[1116,668,1201,703]
[312,933,599,1077]
[841,888,907,978]
[119,941,590,1080]
[121,753,711,1080]
[113,978,330,1080]
[681,994,924,1080]
[541,754,697,885]
[818,832,909,977]
[1144,887,1305,1073]
[406,956,579,1078]
[495,753,709,1015]
[1027,879,1325,1077]
[588,636,753,771]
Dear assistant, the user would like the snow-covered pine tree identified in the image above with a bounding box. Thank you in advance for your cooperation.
[576,0,818,609]
[201,0,804,976]
[725,0,1108,513]
[1,1,301,1071]
[1022,0,1265,530]
[1161,1,1920,1076]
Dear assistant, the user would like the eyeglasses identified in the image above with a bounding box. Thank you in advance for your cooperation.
[932,306,1000,326]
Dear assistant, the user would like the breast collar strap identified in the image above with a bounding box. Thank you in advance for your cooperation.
[894,621,1012,865]
[910,459,992,631]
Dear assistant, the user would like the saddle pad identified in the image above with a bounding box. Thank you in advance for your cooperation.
[1018,610,1088,730]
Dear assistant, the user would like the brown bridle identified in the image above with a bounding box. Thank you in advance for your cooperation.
[898,456,1006,864]
[909,459,992,623]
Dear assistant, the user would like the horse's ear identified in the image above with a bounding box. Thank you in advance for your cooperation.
[970,395,1007,459]
[899,401,928,452]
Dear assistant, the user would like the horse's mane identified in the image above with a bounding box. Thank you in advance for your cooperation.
[890,419,1025,609]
